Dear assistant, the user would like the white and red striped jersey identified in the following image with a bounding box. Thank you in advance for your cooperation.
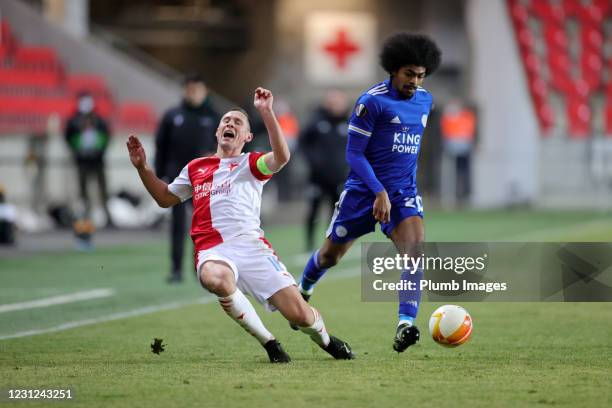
[167,152,272,250]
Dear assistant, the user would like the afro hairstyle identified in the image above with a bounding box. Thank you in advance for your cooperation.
[379,33,442,76]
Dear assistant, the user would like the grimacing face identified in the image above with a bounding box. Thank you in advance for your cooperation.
[391,65,427,99]
[216,110,253,150]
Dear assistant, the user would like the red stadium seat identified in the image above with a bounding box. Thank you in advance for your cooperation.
[580,26,603,54]
[523,52,542,75]
[0,45,8,61]
[566,99,591,138]
[116,102,158,133]
[593,0,610,17]
[563,0,581,17]
[576,2,604,26]
[581,51,602,91]
[507,0,611,139]
[0,68,63,88]
[543,24,568,51]
[516,27,536,53]
[528,76,548,104]
[0,22,132,135]
[0,94,74,133]
[13,47,62,71]
[0,20,18,60]
[508,0,529,26]
[1,20,16,46]
[565,79,590,99]
[547,50,572,93]
[531,0,565,25]
[536,102,555,135]
[0,96,73,116]
[67,74,109,96]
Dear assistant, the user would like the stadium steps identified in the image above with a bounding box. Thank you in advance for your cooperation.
[507,0,611,138]
[0,19,158,135]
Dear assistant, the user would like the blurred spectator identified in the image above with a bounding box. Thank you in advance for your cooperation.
[440,99,476,206]
[0,185,16,245]
[274,97,300,201]
[65,92,114,227]
[24,133,48,215]
[299,89,350,251]
[275,98,300,152]
[154,73,219,283]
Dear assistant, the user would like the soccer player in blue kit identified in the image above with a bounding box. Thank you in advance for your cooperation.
[297,33,442,352]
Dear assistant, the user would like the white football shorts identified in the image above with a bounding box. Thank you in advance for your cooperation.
[196,236,296,311]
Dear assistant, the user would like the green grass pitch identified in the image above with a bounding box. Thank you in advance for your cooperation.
[1,210,611,407]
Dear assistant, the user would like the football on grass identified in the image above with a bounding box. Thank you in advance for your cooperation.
[429,305,473,347]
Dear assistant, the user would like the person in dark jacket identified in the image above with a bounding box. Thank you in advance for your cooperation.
[65,91,114,227]
[299,89,350,251]
[154,73,220,283]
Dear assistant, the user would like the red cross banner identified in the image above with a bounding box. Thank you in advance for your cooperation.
[305,12,377,86]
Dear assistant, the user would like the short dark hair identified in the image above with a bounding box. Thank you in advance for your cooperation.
[182,72,205,86]
[227,107,249,119]
[379,33,442,76]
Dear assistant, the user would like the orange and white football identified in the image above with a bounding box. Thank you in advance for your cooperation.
[429,305,473,347]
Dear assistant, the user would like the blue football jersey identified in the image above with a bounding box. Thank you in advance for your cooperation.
[345,79,433,195]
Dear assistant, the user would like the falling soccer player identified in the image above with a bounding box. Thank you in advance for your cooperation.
[127,87,354,363]
[297,33,442,352]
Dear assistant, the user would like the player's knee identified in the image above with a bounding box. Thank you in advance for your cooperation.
[402,236,424,247]
[200,265,233,295]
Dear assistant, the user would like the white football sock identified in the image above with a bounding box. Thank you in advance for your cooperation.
[298,307,330,347]
[218,289,274,345]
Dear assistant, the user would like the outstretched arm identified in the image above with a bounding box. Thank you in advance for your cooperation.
[346,93,390,223]
[254,87,290,173]
[126,135,181,208]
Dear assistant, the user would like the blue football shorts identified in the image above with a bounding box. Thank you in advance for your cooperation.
[326,188,424,243]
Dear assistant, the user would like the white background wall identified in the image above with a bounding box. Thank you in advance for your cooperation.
[466,0,540,207]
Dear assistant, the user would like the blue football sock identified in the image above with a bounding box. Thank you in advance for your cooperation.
[300,250,327,293]
[398,267,423,324]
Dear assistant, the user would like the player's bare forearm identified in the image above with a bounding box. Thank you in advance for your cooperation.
[253,87,290,172]
[126,135,180,208]
[136,165,180,208]
[260,108,290,171]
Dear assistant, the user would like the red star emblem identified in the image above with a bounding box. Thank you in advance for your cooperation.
[237,313,245,320]
[229,162,239,172]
